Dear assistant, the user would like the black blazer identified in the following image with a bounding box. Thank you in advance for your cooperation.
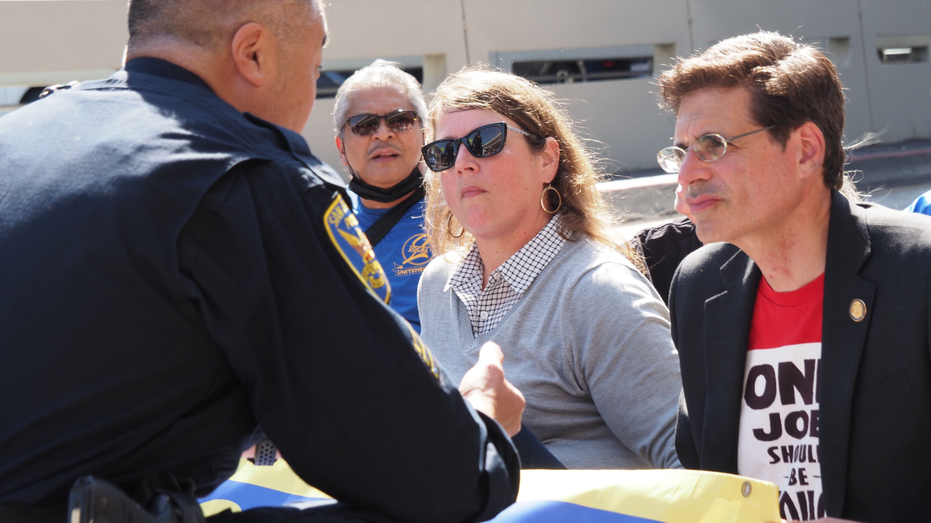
[670,191,931,523]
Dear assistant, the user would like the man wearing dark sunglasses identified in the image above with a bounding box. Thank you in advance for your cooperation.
[660,32,931,523]
[333,60,431,332]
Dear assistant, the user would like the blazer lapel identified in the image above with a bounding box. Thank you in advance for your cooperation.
[819,192,876,517]
[700,248,761,473]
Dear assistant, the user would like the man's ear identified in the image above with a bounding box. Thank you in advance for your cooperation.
[796,121,826,180]
[231,22,271,87]
[539,136,560,183]
[335,135,349,167]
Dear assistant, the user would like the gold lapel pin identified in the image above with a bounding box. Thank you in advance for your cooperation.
[849,299,867,322]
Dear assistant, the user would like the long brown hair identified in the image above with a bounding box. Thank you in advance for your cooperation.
[423,65,640,269]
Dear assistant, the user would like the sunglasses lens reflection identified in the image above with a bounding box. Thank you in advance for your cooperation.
[423,123,508,172]
[386,112,417,132]
[350,115,379,135]
[425,141,458,171]
[466,125,505,158]
[349,111,418,136]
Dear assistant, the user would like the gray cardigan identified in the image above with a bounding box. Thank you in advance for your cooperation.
[418,237,682,469]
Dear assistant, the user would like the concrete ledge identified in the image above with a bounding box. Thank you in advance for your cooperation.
[846,139,931,191]
[598,174,678,223]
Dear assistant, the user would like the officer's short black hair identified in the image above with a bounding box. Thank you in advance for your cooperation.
[127,0,322,50]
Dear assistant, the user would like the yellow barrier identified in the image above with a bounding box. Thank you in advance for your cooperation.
[201,459,780,523]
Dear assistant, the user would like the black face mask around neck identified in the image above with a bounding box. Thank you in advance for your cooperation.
[348,165,424,203]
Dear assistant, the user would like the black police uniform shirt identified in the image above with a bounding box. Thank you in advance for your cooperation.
[0,58,518,522]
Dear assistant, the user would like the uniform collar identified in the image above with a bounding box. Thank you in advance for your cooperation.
[124,57,214,93]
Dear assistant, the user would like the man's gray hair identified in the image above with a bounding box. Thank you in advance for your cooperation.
[333,60,428,134]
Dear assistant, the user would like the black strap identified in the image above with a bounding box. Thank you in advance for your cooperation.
[364,185,425,248]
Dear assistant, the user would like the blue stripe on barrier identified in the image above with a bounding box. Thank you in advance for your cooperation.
[490,500,662,523]
[202,482,662,523]
[200,481,329,511]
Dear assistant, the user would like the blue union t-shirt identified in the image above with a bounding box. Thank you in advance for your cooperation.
[348,190,432,332]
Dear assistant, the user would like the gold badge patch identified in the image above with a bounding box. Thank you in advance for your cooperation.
[324,194,391,304]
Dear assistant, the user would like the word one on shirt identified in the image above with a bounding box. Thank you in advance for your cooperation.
[739,274,825,521]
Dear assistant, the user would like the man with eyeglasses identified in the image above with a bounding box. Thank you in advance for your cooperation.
[332,60,431,332]
[658,32,931,523]
[0,1,522,521]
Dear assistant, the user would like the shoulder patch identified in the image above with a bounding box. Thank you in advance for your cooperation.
[324,194,391,304]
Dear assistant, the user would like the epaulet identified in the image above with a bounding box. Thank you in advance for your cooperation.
[38,81,80,99]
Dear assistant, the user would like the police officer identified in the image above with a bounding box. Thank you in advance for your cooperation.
[333,60,431,332]
[0,1,521,522]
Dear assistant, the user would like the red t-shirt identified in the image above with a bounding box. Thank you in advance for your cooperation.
[739,273,825,521]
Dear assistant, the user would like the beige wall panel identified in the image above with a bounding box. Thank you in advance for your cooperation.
[687,0,874,146]
[0,0,127,83]
[459,0,690,171]
[858,0,931,141]
[321,0,468,69]
[547,78,678,174]
[461,0,689,57]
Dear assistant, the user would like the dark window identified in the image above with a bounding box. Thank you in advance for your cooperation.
[877,46,929,64]
[20,87,46,105]
[512,57,652,84]
[316,67,423,98]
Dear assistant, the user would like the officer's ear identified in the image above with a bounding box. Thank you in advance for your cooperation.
[335,134,349,167]
[231,22,273,87]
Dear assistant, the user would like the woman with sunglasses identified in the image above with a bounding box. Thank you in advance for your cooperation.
[417,66,682,470]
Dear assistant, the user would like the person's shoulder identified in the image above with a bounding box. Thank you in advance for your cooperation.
[669,242,745,304]
[856,201,931,254]
[555,237,637,275]
[549,240,670,330]
[860,199,931,226]
[421,251,462,286]
[635,216,699,247]
[557,238,659,296]
[677,241,742,276]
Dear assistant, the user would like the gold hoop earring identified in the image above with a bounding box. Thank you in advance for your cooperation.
[541,184,562,215]
[446,212,464,238]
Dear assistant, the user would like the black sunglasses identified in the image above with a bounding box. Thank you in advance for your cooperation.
[343,109,419,136]
[421,122,537,172]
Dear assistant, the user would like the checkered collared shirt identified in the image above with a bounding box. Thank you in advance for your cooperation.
[445,215,566,335]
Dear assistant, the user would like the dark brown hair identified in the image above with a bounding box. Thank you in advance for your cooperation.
[658,31,846,190]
